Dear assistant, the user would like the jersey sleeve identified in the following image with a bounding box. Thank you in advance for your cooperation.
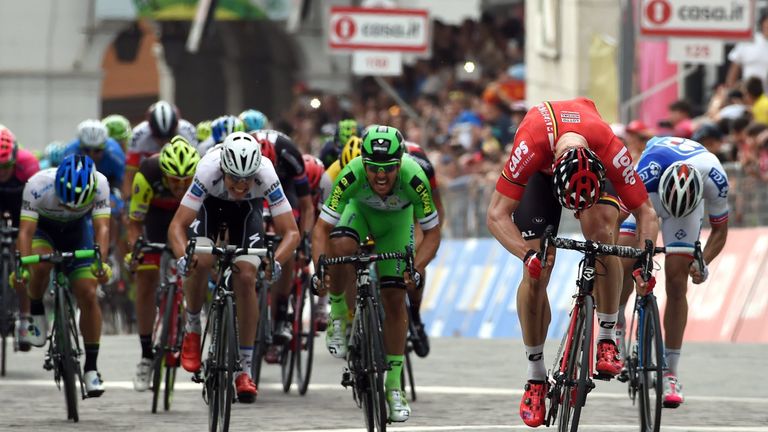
[180,174,209,212]
[92,172,112,219]
[126,124,147,168]
[178,120,198,147]
[128,171,154,222]
[319,163,360,226]
[601,137,648,210]
[319,172,332,203]
[14,149,40,182]
[404,161,440,230]
[727,42,745,64]
[494,129,543,200]
[20,179,41,222]
[703,163,729,225]
[278,138,310,198]
[107,139,126,186]
[258,159,293,217]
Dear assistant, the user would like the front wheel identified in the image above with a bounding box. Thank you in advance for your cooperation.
[555,296,593,432]
[56,286,80,422]
[364,299,387,432]
[294,275,315,395]
[251,283,269,390]
[638,297,664,432]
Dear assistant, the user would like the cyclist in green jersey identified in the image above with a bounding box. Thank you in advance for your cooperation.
[312,125,441,423]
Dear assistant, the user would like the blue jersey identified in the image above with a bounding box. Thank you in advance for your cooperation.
[64,138,126,188]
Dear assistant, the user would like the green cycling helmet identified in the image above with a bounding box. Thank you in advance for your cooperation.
[335,119,359,148]
[361,125,404,165]
[196,120,212,142]
[160,135,201,177]
[102,114,132,142]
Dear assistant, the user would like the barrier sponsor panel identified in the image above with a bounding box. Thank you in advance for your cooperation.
[422,228,768,343]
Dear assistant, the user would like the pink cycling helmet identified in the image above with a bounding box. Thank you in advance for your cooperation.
[0,127,16,165]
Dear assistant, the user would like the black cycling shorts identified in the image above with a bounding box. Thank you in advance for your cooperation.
[144,206,175,244]
[190,197,265,249]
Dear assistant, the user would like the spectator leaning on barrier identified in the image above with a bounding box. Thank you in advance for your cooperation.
[743,76,768,125]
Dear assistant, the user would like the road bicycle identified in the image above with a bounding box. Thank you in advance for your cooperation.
[130,237,184,413]
[402,296,418,402]
[279,253,316,395]
[17,245,105,422]
[0,212,20,376]
[318,247,415,432]
[538,227,662,432]
[185,236,266,432]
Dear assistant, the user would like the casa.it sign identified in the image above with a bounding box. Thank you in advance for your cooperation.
[639,0,754,40]
[328,6,430,53]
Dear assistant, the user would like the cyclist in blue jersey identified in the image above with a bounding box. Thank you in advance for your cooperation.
[619,136,730,408]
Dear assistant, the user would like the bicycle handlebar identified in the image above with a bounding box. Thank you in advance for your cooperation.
[193,246,268,257]
[317,246,415,283]
[129,236,169,270]
[19,249,97,265]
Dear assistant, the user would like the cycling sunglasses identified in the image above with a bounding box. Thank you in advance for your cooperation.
[225,172,257,183]
[0,160,14,169]
[364,162,400,174]
[81,146,105,155]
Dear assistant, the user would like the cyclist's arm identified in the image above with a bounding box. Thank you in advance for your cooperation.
[298,194,315,235]
[415,226,440,273]
[271,211,300,266]
[169,204,196,259]
[486,190,527,259]
[703,221,728,265]
[311,218,333,268]
[17,218,37,260]
[93,215,110,255]
[122,169,136,201]
[127,171,154,249]
[628,199,659,249]
[433,189,445,228]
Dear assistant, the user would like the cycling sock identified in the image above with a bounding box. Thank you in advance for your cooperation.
[239,346,254,378]
[665,348,681,376]
[185,309,202,334]
[276,298,289,323]
[139,334,153,359]
[525,344,547,381]
[385,354,404,390]
[597,312,618,342]
[329,293,348,320]
[84,343,99,372]
[30,299,45,316]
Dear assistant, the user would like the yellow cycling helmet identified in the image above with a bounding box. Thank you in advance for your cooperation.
[340,136,362,168]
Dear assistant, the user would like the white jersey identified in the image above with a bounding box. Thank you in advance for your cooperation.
[319,171,333,203]
[180,146,293,217]
[197,136,216,156]
[127,120,198,168]
[21,168,111,223]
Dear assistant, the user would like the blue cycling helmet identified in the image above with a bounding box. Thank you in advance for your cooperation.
[55,154,98,208]
[211,115,245,144]
[239,109,268,132]
[44,141,66,167]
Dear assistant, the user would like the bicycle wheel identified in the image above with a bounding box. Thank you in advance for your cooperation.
[216,296,237,432]
[251,282,269,389]
[280,297,295,393]
[638,297,664,432]
[556,296,593,432]
[55,285,79,422]
[403,346,417,402]
[165,289,185,411]
[363,298,387,432]
[1,258,10,377]
[152,284,174,413]
[294,275,315,395]
[207,304,221,432]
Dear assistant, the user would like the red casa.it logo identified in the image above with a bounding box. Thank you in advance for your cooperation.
[335,16,356,40]
[646,0,672,25]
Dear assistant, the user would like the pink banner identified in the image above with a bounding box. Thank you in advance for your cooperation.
[637,39,678,129]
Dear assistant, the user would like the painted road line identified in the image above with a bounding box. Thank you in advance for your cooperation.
[272,426,768,432]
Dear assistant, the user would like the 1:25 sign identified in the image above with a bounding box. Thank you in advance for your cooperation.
[668,38,724,65]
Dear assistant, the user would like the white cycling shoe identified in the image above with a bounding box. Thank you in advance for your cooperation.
[387,389,411,422]
[84,370,105,397]
[133,358,153,392]
[325,317,348,359]
[25,314,48,347]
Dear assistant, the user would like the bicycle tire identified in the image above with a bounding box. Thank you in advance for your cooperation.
[56,284,79,422]
[1,257,10,377]
[365,297,388,432]
[251,282,269,389]
[403,347,416,402]
[164,362,177,411]
[638,297,664,432]
[215,296,236,432]
[356,309,375,432]
[569,295,594,432]
[165,288,184,412]
[152,284,174,413]
[207,303,220,432]
[294,275,315,395]
[555,299,588,432]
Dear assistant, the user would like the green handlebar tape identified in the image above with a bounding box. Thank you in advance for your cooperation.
[20,255,40,265]
[74,249,96,259]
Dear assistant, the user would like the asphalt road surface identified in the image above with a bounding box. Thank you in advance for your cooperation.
[0,335,766,432]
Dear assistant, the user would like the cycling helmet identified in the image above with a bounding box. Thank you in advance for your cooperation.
[239,109,268,132]
[211,115,245,144]
[0,127,16,165]
[340,136,362,168]
[220,132,261,178]
[302,154,324,190]
[55,154,98,208]
[658,162,704,218]
[335,119,359,148]
[147,100,179,139]
[255,134,277,165]
[77,119,109,149]
[361,125,404,165]
[44,141,66,167]
[196,120,212,142]
[102,114,132,142]
[160,135,200,178]
[551,147,606,210]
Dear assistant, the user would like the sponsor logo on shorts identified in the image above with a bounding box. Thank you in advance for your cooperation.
[675,229,687,240]
[532,216,546,224]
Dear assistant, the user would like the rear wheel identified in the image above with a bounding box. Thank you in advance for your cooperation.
[294,275,315,395]
[402,347,416,402]
[152,285,174,413]
[251,283,269,390]
[1,258,10,377]
[639,298,664,432]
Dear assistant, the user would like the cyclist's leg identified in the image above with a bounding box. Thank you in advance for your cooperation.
[616,214,638,356]
[26,227,55,347]
[269,210,299,346]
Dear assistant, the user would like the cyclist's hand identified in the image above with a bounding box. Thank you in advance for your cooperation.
[266,260,282,283]
[404,267,423,291]
[9,268,30,289]
[689,260,709,284]
[311,272,331,297]
[124,251,142,272]
[176,256,197,277]
[90,262,113,284]
[632,267,656,296]
[524,249,543,280]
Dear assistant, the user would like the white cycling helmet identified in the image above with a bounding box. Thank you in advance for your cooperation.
[77,119,109,149]
[220,131,261,178]
[658,162,703,218]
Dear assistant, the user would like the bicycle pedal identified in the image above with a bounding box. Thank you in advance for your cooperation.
[616,369,630,383]
[191,372,203,384]
[593,372,614,381]
[341,369,352,387]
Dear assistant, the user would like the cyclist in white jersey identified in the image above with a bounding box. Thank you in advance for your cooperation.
[168,132,300,403]
[16,155,113,396]
[619,136,729,408]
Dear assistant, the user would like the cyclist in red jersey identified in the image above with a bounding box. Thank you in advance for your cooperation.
[486,97,660,428]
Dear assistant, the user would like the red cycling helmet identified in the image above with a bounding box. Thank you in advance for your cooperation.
[255,135,277,165]
[0,127,17,165]
[302,154,324,190]
[552,147,606,210]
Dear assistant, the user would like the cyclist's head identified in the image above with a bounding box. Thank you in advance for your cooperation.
[44,141,66,168]
[211,115,245,144]
[551,147,606,210]
[160,135,200,178]
[220,132,261,179]
[55,154,98,209]
[361,125,404,166]
[147,100,179,139]
[659,162,703,218]
[335,119,359,148]
[101,114,132,143]
[302,154,324,191]
[255,134,277,165]
[77,119,109,149]
[239,109,268,132]
[196,120,212,142]
[340,136,362,168]
[0,127,17,167]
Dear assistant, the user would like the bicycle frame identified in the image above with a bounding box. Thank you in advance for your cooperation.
[0,214,19,375]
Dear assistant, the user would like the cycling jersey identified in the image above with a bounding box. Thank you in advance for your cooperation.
[250,130,310,208]
[318,138,339,169]
[126,120,197,169]
[0,149,39,226]
[21,168,111,223]
[405,142,439,191]
[495,97,648,211]
[64,138,125,188]
[129,155,181,221]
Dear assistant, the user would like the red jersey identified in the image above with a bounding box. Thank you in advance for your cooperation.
[495,97,648,210]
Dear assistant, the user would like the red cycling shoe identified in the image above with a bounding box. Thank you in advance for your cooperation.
[235,373,257,403]
[181,332,201,372]
[596,339,623,377]
[520,380,548,427]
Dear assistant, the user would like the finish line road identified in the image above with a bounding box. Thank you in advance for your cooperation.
[0,336,765,431]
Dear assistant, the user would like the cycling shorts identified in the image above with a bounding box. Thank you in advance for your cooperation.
[137,206,176,271]
[620,195,703,258]
[32,217,95,280]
